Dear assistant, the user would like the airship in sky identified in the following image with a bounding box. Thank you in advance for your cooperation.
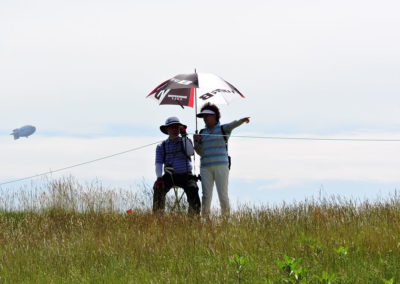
[10,125,36,140]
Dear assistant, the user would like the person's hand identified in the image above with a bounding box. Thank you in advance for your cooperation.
[153,177,165,190]
[241,117,250,123]
[179,126,187,137]
[193,134,199,142]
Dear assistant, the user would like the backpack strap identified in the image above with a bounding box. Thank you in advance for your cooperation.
[221,126,231,170]
[220,126,228,152]
[162,140,166,164]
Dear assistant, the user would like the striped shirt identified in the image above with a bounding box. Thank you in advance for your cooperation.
[194,120,243,168]
[155,137,192,174]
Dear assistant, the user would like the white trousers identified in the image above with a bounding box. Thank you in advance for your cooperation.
[200,165,230,216]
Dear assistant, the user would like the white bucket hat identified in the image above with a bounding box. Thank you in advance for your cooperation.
[160,116,187,134]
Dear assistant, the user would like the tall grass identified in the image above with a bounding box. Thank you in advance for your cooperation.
[0,177,399,283]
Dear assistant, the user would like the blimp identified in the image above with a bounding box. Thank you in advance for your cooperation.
[10,125,36,140]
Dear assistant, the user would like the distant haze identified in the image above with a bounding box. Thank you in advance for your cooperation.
[1,0,399,205]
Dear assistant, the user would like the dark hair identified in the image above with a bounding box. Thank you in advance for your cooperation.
[200,102,221,122]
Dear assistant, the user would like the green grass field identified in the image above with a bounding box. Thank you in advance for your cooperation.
[0,177,399,283]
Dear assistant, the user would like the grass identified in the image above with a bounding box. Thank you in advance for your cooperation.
[0,177,399,283]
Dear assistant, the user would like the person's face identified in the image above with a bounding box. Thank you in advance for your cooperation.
[166,124,180,139]
[203,114,217,128]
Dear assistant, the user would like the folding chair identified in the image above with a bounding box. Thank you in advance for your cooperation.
[165,167,185,212]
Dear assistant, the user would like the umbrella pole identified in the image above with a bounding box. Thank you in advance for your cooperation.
[195,89,198,133]
[194,68,198,177]
[194,68,198,133]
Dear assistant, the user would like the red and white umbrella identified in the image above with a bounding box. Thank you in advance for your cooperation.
[147,72,245,132]
[147,72,245,108]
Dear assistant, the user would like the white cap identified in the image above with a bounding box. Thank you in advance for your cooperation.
[196,109,216,118]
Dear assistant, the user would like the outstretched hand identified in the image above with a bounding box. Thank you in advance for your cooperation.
[241,117,250,123]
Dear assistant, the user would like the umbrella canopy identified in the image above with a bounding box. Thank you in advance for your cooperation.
[146,73,245,108]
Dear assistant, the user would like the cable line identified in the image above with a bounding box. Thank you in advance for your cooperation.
[193,133,400,142]
[2,132,400,186]
[0,140,162,187]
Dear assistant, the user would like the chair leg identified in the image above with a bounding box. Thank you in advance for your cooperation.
[172,187,181,212]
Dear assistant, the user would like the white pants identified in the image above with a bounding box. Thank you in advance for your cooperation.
[200,165,230,216]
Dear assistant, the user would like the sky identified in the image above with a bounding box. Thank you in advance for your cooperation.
[1,0,400,209]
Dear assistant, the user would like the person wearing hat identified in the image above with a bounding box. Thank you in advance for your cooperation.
[194,103,250,216]
[153,116,201,214]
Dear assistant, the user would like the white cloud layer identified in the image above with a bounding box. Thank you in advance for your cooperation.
[0,136,158,184]
[2,131,399,190]
[229,131,400,188]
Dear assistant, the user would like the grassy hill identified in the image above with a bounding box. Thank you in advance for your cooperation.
[0,177,399,283]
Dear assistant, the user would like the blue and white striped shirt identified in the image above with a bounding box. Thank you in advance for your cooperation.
[155,137,193,174]
[194,120,243,168]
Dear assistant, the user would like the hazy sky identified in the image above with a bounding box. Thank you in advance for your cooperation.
[1,0,400,207]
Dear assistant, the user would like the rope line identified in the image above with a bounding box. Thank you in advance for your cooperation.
[2,132,400,186]
[192,133,400,142]
[0,140,163,187]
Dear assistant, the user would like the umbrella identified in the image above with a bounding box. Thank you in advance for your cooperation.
[147,72,244,107]
[147,72,245,130]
